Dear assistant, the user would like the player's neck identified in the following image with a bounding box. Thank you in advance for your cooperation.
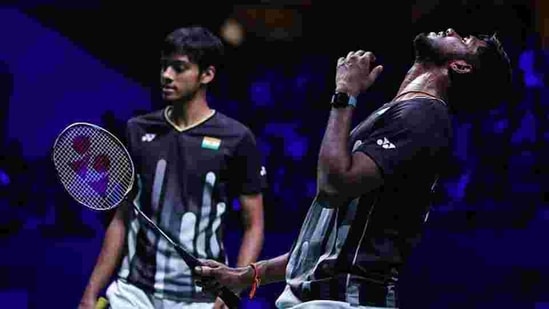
[393,62,449,104]
[170,92,213,129]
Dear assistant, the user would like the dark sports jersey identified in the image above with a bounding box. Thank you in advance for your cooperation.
[117,107,267,302]
[277,98,452,308]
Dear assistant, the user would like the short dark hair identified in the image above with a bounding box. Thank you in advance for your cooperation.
[448,33,513,113]
[161,26,224,72]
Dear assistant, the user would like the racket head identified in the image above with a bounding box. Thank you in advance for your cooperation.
[51,122,134,211]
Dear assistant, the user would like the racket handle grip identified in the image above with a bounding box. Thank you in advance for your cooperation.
[218,287,241,309]
[95,297,109,309]
[171,243,239,307]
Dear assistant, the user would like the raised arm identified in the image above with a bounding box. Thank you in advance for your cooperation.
[318,50,384,203]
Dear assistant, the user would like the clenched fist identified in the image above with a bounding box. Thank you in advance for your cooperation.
[335,50,383,98]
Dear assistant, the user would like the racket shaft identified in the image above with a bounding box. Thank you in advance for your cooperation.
[132,206,240,306]
[173,244,201,269]
[133,206,201,267]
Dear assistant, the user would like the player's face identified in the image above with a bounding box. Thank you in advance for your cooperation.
[160,54,202,102]
[413,28,487,63]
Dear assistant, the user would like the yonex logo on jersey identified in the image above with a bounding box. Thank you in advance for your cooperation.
[202,136,221,150]
[377,137,396,149]
[142,133,156,142]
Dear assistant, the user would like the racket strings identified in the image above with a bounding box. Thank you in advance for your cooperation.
[52,124,133,211]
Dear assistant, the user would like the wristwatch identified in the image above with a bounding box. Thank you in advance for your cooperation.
[330,92,357,108]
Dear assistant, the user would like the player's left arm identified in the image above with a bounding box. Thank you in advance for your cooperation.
[235,193,264,267]
[214,193,263,309]
[231,129,267,267]
[213,129,266,308]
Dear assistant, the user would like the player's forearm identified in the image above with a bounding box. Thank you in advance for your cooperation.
[82,211,126,299]
[318,107,354,192]
[236,225,263,267]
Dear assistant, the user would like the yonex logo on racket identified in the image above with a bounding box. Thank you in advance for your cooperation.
[69,134,111,197]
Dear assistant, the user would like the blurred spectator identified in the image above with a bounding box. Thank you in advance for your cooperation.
[519,34,547,92]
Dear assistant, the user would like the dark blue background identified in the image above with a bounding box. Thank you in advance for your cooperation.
[1,1,548,308]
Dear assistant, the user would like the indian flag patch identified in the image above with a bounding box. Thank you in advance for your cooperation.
[201,136,221,150]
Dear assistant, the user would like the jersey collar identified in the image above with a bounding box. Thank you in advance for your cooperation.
[164,106,216,132]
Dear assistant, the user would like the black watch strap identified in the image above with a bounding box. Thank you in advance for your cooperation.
[331,92,357,108]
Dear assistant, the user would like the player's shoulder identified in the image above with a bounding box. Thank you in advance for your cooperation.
[126,109,166,130]
[394,97,447,113]
[392,98,451,127]
[211,111,255,138]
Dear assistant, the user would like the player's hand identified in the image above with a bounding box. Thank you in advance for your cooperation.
[335,50,383,97]
[193,259,251,295]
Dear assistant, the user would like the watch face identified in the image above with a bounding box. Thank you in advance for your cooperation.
[331,92,349,107]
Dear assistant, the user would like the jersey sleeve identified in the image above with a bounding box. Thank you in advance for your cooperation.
[230,128,268,195]
[122,119,139,200]
[354,101,450,179]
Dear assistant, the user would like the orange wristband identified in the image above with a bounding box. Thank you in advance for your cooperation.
[248,263,261,299]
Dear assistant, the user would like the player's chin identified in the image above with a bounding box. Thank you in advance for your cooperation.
[161,93,181,102]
